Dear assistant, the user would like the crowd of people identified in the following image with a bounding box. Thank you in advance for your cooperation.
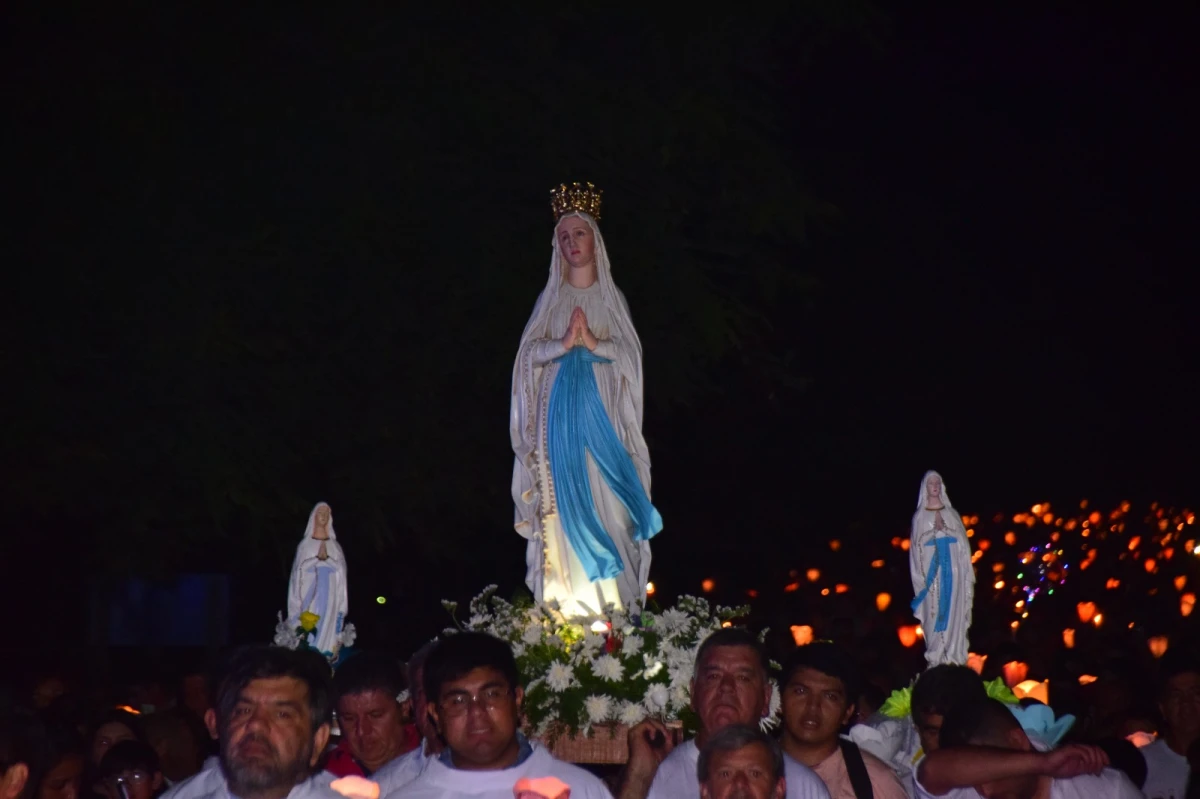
[3,629,1197,799]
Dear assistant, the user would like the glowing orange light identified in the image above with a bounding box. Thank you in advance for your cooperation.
[870,559,885,568]
[978,539,991,551]
[891,536,902,548]
[806,568,821,582]
[1182,593,1196,617]
[115,705,141,715]
[1080,499,1089,509]
[1003,661,1029,687]
[1062,628,1076,649]
[966,528,975,538]
[1077,602,1097,624]
[784,582,800,593]
[646,582,656,596]
[1015,600,1025,609]
[994,580,1005,590]
[1145,558,1157,573]
[916,625,924,637]
[820,588,831,596]
[1148,636,1169,658]
[1078,674,1097,685]
[1106,578,1121,589]
[790,624,814,646]
[992,563,1005,573]
[1032,504,1043,515]
[967,653,987,674]
[1093,613,1103,627]
[1011,620,1020,630]
[701,578,715,592]
[898,625,919,648]
[1175,576,1187,591]
[875,592,891,612]
[1164,548,1175,560]
[1013,679,1049,704]
[835,583,850,594]
[1128,536,1141,551]
[721,620,732,628]
[829,539,842,552]
[1089,511,1103,525]
[1042,513,1055,525]
[1065,519,1078,531]
[900,539,910,551]
[1005,531,1017,545]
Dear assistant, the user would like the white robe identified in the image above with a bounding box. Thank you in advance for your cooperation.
[908,472,973,668]
[511,213,654,616]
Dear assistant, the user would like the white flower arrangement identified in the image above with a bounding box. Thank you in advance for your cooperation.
[443,586,764,737]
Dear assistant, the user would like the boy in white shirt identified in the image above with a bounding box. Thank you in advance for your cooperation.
[395,632,610,799]
[917,699,1140,799]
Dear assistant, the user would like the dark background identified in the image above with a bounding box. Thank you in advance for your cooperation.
[5,5,1198,666]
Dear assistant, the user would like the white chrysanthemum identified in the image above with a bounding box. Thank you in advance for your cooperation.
[583,633,606,652]
[642,655,665,679]
[659,608,689,633]
[593,654,624,682]
[512,643,526,658]
[339,623,357,648]
[618,700,647,726]
[546,662,575,693]
[643,684,670,713]
[468,613,488,629]
[670,685,690,711]
[585,695,613,725]
[522,622,543,645]
[622,634,643,656]
[761,679,782,731]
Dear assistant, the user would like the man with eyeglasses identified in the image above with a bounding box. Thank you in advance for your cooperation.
[393,632,612,799]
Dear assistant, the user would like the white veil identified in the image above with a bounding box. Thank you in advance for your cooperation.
[509,212,650,541]
[286,502,347,622]
[914,470,953,514]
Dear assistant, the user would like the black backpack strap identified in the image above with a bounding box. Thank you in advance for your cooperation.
[839,738,875,799]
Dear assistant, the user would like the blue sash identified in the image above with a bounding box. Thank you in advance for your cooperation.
[548,347,663,581]
[911,536,956,632]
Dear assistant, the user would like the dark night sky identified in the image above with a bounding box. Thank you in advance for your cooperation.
[5,5,1198,656]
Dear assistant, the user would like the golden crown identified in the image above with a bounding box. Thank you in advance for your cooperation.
[550,181,603,222]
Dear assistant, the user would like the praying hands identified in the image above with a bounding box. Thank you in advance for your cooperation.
[561,307,599,352]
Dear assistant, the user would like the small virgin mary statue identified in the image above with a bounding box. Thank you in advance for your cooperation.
[510,183,663,617]
[909,471,974,667]
[286,502,349,657]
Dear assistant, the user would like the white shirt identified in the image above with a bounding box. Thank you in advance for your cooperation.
[374,743,432,798]
[161,757,224,799]
[193,771,340,799]
[396,745,611,799]
[1047,770,1143,799]
[912,763,1140,799]
[1140,739,1190,799]
[648,740,832,799]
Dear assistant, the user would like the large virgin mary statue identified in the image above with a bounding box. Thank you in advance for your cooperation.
[510,182,663,617]
[909,471,974,667]
[287,502,349,656]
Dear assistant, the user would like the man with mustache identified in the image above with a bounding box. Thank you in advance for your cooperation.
[200,646,343,799]
[620,629,829,799]
[373,642,442,797]
[698,725,787,799]
[778,643,906,799]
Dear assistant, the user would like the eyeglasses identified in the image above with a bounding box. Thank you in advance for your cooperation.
[438,686,512,718]
[103,772,152,790]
